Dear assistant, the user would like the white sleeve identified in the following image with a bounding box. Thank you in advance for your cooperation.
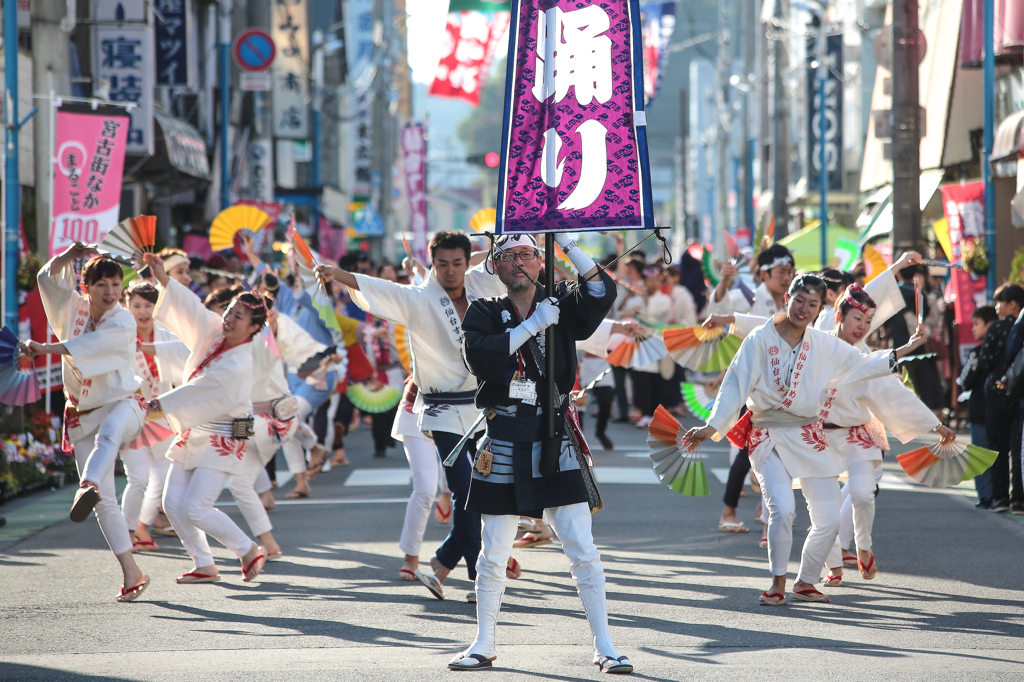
[155,279,222,352]
[706,288,749,317]
[707,335,760,438]
[62,309,136,380]
[465,263,506,298]
[577,319,615,356]
[153,341,191,386]
[158,352,254,431]
[732,314,770,340]
[864,270,905,335]
[862,374,940,443]
[349,274,418,327]
[36,257,78,337]
[275,313,328,367]
[672,287,697,327]
[824,338,895,387]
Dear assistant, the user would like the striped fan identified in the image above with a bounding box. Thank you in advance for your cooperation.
[210,205,272,252]
[701,248,720,286]
[0,325,21,366]
[99,215,157,270]
[347,382,402,414]
[896,441,995,488]
[289,230,342,333]
[0,351,41,406]
[696,334,741,372]
[665,324,741,371]
[681,382,716,421]
[646,405,709,497]
[605,334,668,369]
[394,324,412,373]
[126,421,175,450]
[663,324,727,355]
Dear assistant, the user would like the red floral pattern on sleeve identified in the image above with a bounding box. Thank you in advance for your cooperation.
[173,429,191,448]
[800,421,827,452]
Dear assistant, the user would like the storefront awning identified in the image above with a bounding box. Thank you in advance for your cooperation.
[992,109,1024,163]
[154,112,210,180]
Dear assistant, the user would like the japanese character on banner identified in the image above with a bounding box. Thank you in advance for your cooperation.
[429,11,511,107]
[495,0,655,235]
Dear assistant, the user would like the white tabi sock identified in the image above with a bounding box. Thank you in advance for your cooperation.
[578,583,621,660]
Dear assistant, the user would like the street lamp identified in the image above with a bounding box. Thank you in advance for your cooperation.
[794,0,829,268]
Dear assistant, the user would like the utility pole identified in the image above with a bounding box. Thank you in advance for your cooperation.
[983,0,996,297]
[4,0,21,329]
[742,0,755,237]
[891,0,921,258]
[771,0,790,238]
[674,87,689,249]
[714,4,731,258]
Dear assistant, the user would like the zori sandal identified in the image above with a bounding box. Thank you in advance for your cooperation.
[448,652,495,670]
[594,655,633,674]
[116,575,150,603]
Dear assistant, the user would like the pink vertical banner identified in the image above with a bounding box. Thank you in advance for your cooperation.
[941,181,987,351]
[49,105,131,256]
[317,216,347,263]
[401,123,429,264]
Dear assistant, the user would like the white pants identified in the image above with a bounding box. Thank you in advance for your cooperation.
[72,429,134,557]
[282,397,319,475]
[120,438,173,530]
[468,503,620,659]
[398,436,450,557]
[80,399,144,489]
[229,445,273,537]
[162,462,254,568]
[754,450,841,584]
[826,460,883,569]
[255,468,273,495]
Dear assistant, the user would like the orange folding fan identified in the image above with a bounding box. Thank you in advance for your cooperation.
[646,406,710,497]
[605,334,668,369]
[100,215,157,270]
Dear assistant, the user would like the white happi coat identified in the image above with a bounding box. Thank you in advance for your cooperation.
[349,264,505,436]
[130,323,187,437]
[813,270,904,334]
[707,281,781,319]
[819,369,938,470]
[707,319,898,479]
[37,258,145,445]
[154,279,254,475]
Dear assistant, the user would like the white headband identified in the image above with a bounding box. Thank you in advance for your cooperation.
[495,234,538,250]
[760,255,793,272]
[162,254,189,272]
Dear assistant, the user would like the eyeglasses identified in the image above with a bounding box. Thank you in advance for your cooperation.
[494,250,540,263]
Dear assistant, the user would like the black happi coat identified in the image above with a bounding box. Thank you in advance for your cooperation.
[461,267,615,515]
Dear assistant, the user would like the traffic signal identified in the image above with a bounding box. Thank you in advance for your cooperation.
[467,152,500,168]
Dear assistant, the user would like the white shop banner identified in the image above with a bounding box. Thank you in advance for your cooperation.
[272,0,310,138]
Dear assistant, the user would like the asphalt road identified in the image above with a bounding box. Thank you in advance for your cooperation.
[2,413,1023,681]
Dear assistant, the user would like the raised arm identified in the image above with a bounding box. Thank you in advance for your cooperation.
[146,253,220,351]
[36,243,96,333]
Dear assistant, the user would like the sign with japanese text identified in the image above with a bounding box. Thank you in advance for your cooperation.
[154,0,193,87]
[346,94,374,199]
[429,12,510,106]
[345,0,375,86]
[806,34,843,192]
[272,0,309,138]
[401,123,429,263]
[640,2,675,107]
[495,0,655,233]
[92,0,154,155]
[244,138,275,201]
[48,106,131,257]
[941,181,986,351]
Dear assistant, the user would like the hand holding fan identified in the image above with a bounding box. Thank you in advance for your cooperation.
[209,205,272,254]
[663,323,741,372]
[914,280,923,326]
[289,228,342,333]
[646,405,710,497]
[0,325,21,366]
[0,346,42,406]
[99,215,157,271]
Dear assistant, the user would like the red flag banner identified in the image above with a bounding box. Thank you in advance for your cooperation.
[429,12,510,106]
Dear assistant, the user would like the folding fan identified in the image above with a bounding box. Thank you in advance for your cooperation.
[209,205,272,252]
[469,207,496,233]
[663,324,741,372]
[289,230,342,333]
[646,405,709,497]
[701,248,720,287]
[126,421,175,450]
[394,324,412,373]
[99,215,157,270]
[663,324,726,356]
[0,325,20,366]
[605,334,668,369]
[681,382,716,421]
[347,382,402,414]
[896,441,995,488]
[0,351,42,406]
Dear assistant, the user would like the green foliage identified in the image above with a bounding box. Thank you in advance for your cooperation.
[17,254,42,291]
[1010,247,1024,285]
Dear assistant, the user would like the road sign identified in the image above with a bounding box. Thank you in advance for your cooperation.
[233,29,275,72]
[355,205,385,237]
[240,72,272,91]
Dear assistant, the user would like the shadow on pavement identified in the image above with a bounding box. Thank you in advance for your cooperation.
[0,664,136,681]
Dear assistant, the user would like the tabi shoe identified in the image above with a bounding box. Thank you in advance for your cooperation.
[594,655,634,674]
[116,575,150,603]
[69,483,100,523]
[466,591,476,603]
[414,570,444,600]
[791,587,830,603]
[448,652,495,671]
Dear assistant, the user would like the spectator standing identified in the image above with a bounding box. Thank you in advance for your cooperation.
[959,305,998,508]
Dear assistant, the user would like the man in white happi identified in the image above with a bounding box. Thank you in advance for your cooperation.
[315,232,507,599]
[706,244,795,319]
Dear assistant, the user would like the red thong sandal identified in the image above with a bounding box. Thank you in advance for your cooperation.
[821,573,842,587]
[758,591,786,606]
[791,587,830,603]
[858,551,878,580]
[241,547,267,583]
[505,557,523,579]
[434,500,452,524]
[132,539,159,553]
[399,568,417,581]
[176,571,221,584]
[116,575,150,603]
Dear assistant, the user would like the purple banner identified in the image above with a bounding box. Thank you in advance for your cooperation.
[401,123,429,264]
[495,0,655,234]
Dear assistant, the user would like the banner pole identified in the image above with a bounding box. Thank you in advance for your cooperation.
[545,233,555,439]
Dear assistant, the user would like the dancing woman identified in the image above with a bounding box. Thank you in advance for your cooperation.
[819,285,955,584]
[30,244,150,601]
[684,275,928,606]
[143,254,267,584]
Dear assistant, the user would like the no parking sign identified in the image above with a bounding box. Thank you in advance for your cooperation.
[233,28,275,89]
